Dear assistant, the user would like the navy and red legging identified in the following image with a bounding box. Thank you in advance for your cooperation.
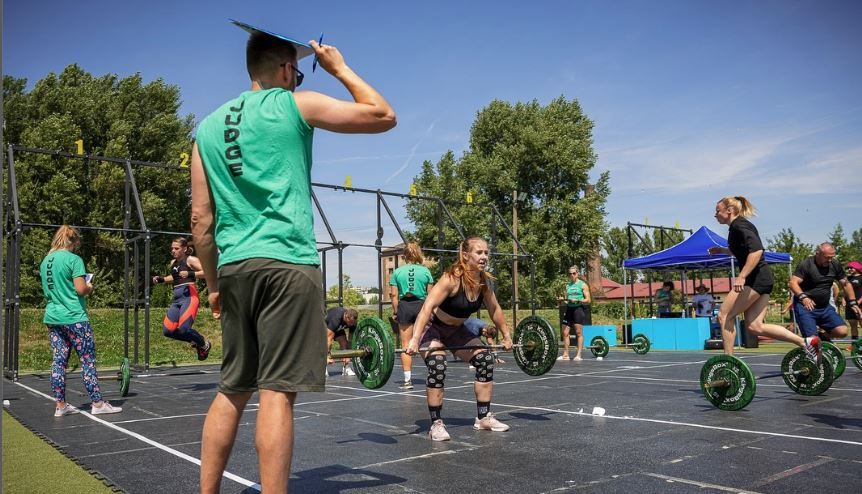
[162,284,205,347]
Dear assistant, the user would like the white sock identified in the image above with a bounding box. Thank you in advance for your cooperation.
[404,371,411,382]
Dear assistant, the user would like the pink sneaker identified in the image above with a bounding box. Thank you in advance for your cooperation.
[91,402,123,415]
[473,412,510,432]
[54,403,78,417]
[429,419,450,441]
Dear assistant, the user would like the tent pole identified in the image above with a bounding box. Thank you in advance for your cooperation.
[623,267,628,345]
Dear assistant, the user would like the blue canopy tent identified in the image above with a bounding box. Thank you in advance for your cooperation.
[620,226,792,345]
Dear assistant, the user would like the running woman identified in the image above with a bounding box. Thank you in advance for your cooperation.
[708,196,819,360]
[152,237,211,360]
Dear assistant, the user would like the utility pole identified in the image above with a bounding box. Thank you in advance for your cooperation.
[513,190,519,315]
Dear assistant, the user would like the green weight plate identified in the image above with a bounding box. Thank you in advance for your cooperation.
[781,347,833,396]
[632,333,651,355]
[820,341,845,379]
[350,317,395,389]
[851,339,862,371]
[700,354,756,411]
[513,316,558,376]
[589,336,609,358]
[120,357,131,397]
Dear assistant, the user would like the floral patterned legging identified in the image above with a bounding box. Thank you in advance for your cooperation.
[49,321,102,403]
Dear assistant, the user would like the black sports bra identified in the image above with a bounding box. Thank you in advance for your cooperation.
[438,281,484,318]
[171,258,196,286]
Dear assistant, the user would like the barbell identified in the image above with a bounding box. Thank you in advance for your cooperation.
[331,315,560,389]
[700,348,836,411]
[579,334,651,358]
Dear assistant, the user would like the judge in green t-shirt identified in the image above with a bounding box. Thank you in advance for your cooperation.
[40,226,122,417]
[388,242,434,390]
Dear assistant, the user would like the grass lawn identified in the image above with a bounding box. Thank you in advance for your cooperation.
[3,411,117,493]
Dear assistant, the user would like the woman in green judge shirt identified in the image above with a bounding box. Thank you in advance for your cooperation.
[40,225,122,417]
[557,266,591,361]
[389,242,434,390]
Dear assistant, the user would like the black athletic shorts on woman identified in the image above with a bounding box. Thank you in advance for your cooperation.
[395,297,424,325]
[744,265,774,295]
[563,305,589,326]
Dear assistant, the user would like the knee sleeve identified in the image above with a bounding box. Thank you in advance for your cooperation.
[425,354,447,388]
[471,351,495,383]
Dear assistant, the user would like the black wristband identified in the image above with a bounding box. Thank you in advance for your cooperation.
[850,300,859,308]
[155,276,165,284]
[797,293,808,300]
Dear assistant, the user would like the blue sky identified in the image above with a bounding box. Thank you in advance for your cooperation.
[4,1,861,286]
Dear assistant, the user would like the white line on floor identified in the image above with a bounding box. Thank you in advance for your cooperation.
[14,381,262,492]
[643,472,763,493]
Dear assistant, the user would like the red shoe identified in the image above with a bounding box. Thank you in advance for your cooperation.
[197,340,212,361]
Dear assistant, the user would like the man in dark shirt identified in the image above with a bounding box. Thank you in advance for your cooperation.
[844,260,862,342]
[790,243,861,340]
[326,307,358,376]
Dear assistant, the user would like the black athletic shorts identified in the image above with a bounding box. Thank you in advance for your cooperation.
[562,305,588,326]
[395,298,424,325]
[745,266,774,296]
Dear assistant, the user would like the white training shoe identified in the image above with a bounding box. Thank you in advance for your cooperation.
[473,412,510,432]
[54,403,78,417]
[342,364,356,376]
[429,419,451,441]
[91,402,122,415]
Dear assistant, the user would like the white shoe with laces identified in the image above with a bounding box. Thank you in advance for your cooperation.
[342,364,356,376]
[429,419,450,441]
[91,402,122,415]
[473,412,510,432]
[54,403,78,417]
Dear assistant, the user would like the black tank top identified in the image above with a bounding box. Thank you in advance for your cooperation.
[438,280,484,318]
[171,257,196,286]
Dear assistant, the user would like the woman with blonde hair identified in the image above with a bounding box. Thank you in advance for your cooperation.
[389,242,434,390]
[40,225,121,416]
[708,196,818,359]
[407,236,513,441]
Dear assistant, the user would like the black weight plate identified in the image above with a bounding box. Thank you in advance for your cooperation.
[513,316,558,376]
[700,354,755,411]
[350,317,395,389]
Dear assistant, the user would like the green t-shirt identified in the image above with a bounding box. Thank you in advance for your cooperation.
[565,280,587,307]
[40,250,89,325]
[389,263,434,299]
[196,88,318,268]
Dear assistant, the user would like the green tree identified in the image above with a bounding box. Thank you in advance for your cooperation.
[406,97,610,307]
[767,228,814,303]
[847,227,862,265]
[3,65,195,306]
[326,274,365,307]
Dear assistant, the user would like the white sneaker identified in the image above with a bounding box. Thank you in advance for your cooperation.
[54,403,78,417]
[573,355,583,361]
[473,412,510,432]
[429,419,450,441]
[556,355,570,361]
[91,402,122,415]
[342,364,356,376]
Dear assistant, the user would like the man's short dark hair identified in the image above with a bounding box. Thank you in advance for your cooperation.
[246,32,298,80]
